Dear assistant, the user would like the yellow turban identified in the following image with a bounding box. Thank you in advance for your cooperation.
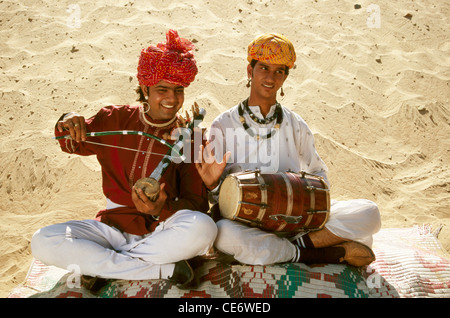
[247,33,296,69]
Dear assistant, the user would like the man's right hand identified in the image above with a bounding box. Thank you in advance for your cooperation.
[56,112,87,143]
[195,142,230,191]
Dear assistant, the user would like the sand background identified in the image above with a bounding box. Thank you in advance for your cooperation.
[0,0,448,297]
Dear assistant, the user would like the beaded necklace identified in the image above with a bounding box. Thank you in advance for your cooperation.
[243,99,281,124]
[238,99,283,140]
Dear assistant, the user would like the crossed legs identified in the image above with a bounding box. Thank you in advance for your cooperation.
[31,210,217,280]
[214,199,381,266]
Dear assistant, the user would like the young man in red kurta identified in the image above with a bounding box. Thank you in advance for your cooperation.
[31,30,216,293]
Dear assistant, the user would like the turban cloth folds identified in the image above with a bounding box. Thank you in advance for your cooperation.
[137,30,198,87]
[247,33,296,69]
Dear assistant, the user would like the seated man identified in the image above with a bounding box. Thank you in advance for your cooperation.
[196,33,381,266]
[31,30,217,293]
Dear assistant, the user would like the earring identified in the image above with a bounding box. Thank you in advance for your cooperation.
[142,102,150,114]
[280,87,285,97]
[246,78,251,88]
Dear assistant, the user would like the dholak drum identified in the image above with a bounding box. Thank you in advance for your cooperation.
[218,170,330,234]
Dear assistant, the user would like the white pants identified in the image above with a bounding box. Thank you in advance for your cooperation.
[31,210,217,280]
[215,199,381,265]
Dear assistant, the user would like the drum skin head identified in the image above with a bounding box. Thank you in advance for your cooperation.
[219,175,240,219]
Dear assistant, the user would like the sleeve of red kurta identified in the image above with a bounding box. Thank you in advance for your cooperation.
[164,165,209,220]
[152,129,210,224]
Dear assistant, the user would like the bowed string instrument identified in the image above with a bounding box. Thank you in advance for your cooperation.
[54,103,206,201]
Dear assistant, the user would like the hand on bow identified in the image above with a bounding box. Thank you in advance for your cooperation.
[56,112,87,143]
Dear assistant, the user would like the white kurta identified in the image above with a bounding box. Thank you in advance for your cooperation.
[208,101,381,265]
[208,102,329,184]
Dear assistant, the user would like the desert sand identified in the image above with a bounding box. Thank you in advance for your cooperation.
[0,0,448,297]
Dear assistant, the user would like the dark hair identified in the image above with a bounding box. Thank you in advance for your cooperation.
[136,86,146,103]
[250,59,290,75]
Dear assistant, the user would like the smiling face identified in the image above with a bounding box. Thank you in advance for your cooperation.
[247,61,288,110]
[141,81,185,121]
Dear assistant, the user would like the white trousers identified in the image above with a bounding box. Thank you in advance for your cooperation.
[31,210,217,280]
[215,199,381,265]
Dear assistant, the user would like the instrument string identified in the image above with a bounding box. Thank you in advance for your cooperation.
[81,140,168,157]
[54,130,183,158]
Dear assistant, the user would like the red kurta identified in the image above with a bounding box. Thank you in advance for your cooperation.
[54,105,209,235]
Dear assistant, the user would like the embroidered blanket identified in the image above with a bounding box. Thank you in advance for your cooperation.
[8,226,450,298]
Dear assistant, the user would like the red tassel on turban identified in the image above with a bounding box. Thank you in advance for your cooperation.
[137,30,198,87]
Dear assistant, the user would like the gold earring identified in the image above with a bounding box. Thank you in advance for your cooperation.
[246,78,251,88]
[280,87,285,97]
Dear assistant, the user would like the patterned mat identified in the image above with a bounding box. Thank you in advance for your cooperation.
[365,225,450,298]
[8,226,450,298]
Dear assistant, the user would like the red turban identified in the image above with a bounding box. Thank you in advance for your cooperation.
[137,30,198,87]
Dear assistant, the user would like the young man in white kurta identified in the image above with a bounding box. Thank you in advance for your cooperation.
[196,33,381,266]
[207,102,381,265]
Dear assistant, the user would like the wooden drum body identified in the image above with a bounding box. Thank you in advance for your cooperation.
[218,170,330,234]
